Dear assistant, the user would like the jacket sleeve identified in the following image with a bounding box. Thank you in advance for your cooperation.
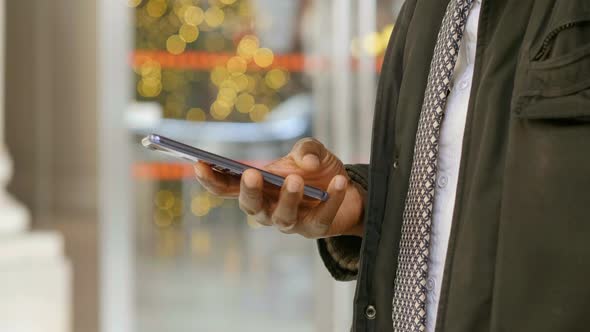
[316,0,415,282]
[316,164,368,281]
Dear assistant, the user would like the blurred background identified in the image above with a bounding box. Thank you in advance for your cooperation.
[1,0,403,331]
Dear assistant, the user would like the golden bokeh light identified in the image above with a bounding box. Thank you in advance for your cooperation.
[154,209,174,228]
[186,108,207,121]
[171,197,183,217]
[253,48,274,68]
[204,6,225,27]
[245,74,258,93]
[179,24,200,42]
[140,60,161,78]
[219,79,239,92]
[146,0,167,18]
[210,66,229,86]
[362,32,384,56]
[235,93,255,113]
[155,190,175,209]
[191,194,211,217]
[264,69,288,90]
[249,104,269,122]
[218,87,238,104]
[226,56,248,75]
[184,5,205,26]
[138,77,162,97]
[232,74,249,92]
[173,2,189,18]
[166,34,186,55]
[167,10,182,28]
[219,0,237,5]
[381,24,394,46]
[210,99,233,120]
[237,35,260,59]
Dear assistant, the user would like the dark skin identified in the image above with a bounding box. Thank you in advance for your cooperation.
[194,138,366,239]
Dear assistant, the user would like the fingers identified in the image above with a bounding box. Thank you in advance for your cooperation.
[289,138,326,171]
[194,161,240,197]
[304,175,348,236]
[238,169,270,225]
[271,175,304,232]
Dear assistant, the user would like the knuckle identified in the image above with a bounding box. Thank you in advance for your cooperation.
[272,215,295,228]
[238,201,256,215]
[202,185,220,196]
[300,231,316,240]
[314,222,330,236]
[255,213,272,226]
[278,223,297,234]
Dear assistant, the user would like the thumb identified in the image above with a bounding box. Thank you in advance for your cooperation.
[289,138,327,171]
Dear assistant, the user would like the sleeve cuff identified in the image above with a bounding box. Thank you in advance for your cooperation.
[316,164,368,281]
[317,236,362,281]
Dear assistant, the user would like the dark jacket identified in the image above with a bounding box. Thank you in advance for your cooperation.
[317,0,590,331]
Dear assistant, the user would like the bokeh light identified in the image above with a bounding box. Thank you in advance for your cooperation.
[235,93,255,113]
[237,35,260,59]
[204,6,225,27]
[227,56,247,75]
[253,48,274,68]
[183,5,205,26]
[210,99,233,120]
[210,66,229,86]
[191,193,211,217]
[264,69,288,90]
[146,0,168,18]
[186,108,207,121]
[249,104,269,122]
[138,77,162,97]
[179,24,199,42]
[166,34,186,55]
[154,208,174,227]
[155,190,175,209]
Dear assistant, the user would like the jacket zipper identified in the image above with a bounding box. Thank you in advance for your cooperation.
[533,22,577,61]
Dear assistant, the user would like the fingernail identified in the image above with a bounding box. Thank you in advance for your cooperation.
[334,176,347,191]
[194,166,202,178]
[303,154,320,168]
[287,179,301,193]
[244,172,258,188]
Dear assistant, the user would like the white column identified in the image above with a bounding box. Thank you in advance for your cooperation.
[0,1,71,332]
[0,0,29,233]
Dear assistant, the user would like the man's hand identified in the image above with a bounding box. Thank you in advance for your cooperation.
[193,138,365,239]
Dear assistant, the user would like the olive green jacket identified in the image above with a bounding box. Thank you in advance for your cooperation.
[317,0,590,331]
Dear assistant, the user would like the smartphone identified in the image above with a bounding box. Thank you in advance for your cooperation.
[142,134,329,201]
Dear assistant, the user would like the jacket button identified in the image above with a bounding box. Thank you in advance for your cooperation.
[393,160,399,169]
[365,305,377,320]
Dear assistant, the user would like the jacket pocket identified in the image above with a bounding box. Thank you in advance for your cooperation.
[512,0,590,120]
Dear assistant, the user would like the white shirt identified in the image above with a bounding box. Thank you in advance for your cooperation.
[425,1,481,331]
